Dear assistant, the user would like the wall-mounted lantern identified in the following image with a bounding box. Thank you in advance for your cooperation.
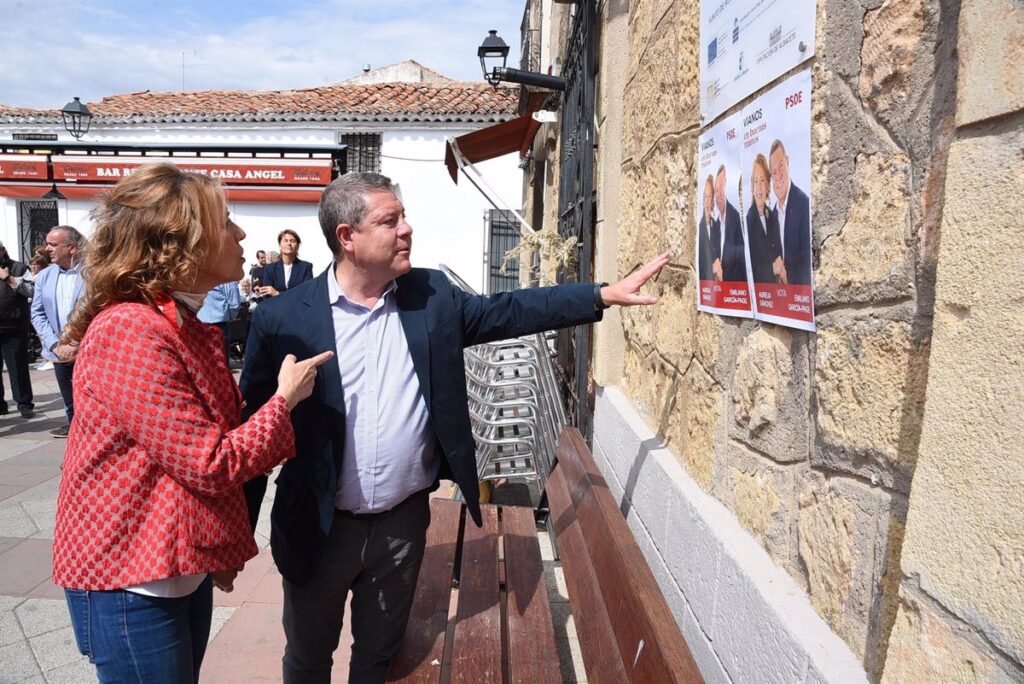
[477,30,566,91]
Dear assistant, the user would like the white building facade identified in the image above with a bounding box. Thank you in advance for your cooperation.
[0,70,521,293]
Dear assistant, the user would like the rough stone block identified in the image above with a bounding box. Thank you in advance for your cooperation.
[816,153,916,307]
[811,69,903,257]
[623,3,698,161]
[620,346,678,431]
[728,325,810,463]
[813,309,925,491]
[711,442,802,587]
[859,0,925,120]
[663,363,721,489]
[819,0,867,79]
[881,589,1021,683]
[692,307,724,378]
[956,0,1024,126]
[898,129,1024,664]
[659,134,697,262]
[651,266,697,371]
[797,472,908,676]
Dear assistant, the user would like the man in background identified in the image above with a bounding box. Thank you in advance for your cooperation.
[198,281,243,362]
[31,226,85,438]
[0,241,34,418]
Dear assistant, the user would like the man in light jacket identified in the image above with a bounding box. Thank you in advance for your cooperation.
[30,226,85,438]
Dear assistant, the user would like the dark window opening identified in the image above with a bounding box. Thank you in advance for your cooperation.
[339,133,382,174]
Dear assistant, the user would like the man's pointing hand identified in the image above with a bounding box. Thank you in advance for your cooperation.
[599,251,671,308]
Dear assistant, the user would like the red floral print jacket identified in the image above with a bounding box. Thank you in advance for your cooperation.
[53,299,294,589]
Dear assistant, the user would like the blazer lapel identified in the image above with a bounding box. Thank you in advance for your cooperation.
[395,281,431,408]
[303,271,344,412]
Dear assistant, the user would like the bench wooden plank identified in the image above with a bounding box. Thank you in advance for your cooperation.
[450,505,502,684]
[551,429,704,683]
[387,499,463,683]
[502,505,562,684]
[547,462,630,683]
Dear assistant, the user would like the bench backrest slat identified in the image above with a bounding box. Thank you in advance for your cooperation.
[548,428,704,683]
[547,456,632,683]
[503,505,563,684]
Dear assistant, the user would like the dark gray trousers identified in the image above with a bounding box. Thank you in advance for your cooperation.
[281,489,431,684]
[0,331,33,412]
[53,360,74,423]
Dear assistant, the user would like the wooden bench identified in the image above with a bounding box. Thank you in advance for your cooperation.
[388,428,702,682]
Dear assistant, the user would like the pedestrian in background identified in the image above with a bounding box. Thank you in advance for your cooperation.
[30,226,85,438]
[0,240,34,418]
[256,229,312,297]
[198,280,243,362]
[52,163,332,683]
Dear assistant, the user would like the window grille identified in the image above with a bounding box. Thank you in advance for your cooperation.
[338,133,381,174]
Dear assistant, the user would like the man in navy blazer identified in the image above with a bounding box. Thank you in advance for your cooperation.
[30,226,85,437]
[769,140,813,286]
[240,173,668,682]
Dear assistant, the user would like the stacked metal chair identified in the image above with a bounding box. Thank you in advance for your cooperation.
[440,266,566,495]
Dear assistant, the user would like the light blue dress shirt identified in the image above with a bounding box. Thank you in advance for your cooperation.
[197,282,242,324]
[327,269,438,513]
[54,264,81,332]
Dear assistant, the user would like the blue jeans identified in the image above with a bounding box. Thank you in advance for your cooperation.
[65,575,213,683]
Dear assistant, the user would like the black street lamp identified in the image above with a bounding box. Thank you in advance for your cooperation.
[60,97,93,140]
[477,30,565,91]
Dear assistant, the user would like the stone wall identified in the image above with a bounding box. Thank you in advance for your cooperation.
[880,1,1024,680]
[564,0,1024,679]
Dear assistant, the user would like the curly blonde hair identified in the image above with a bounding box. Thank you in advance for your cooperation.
[64,163,225,344]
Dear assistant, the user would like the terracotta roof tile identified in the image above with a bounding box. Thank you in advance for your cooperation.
[0,82,518,125]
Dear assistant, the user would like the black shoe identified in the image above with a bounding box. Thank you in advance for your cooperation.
[19,408,34,419]
[50,425,70,438]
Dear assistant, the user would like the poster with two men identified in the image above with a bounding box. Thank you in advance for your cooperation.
[694,68,814,331]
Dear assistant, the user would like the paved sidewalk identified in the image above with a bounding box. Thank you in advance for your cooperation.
[0,367,582,683]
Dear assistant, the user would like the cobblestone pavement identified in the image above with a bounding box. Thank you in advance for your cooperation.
[0,367,582,683]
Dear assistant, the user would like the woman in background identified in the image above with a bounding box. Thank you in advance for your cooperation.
[257,228,312,296]
[53,163,331,683]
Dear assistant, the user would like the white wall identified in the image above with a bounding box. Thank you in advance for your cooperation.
[382,129,521,292]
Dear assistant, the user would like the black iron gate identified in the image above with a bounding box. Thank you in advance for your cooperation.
[554,1,597,437]
[486,209,521,294]
[19,201,58,259]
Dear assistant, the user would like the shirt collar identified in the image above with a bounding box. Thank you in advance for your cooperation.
[58,263,80,275]
[328,267,397,310]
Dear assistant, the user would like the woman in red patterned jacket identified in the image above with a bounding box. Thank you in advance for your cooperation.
[52,163,332,683]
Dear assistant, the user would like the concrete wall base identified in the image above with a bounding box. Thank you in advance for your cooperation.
[592,386,868,683]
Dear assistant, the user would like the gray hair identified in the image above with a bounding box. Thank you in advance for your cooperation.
[51,225,85,247]
[318,173,395,256]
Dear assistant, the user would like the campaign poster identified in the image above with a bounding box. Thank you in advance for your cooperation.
[700,0,816,122]
[739,68,815,331]
[694,111,753,318]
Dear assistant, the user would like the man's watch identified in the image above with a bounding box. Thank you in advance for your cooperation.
[594,282,610,310]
